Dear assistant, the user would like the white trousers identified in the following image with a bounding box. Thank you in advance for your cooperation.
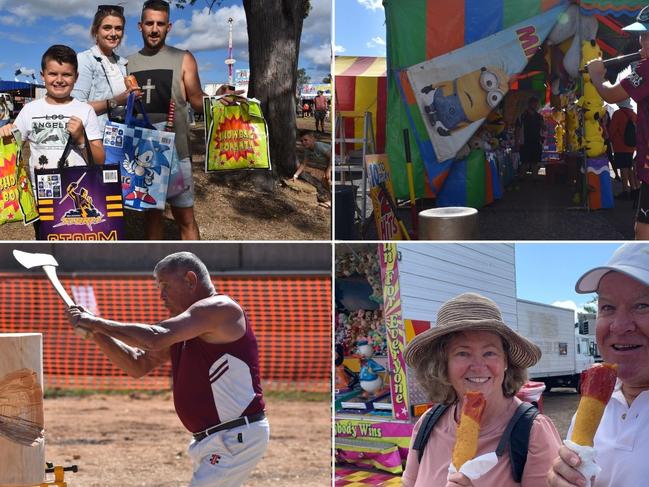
[187,418,270,487]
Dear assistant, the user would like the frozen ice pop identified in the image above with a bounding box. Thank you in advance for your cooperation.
[452,391,486,469]
[571,363,618,447]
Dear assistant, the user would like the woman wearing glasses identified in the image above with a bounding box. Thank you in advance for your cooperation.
[72,5,136,131]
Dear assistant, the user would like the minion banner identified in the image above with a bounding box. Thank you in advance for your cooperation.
[204,95,271,172]
[406,6,563,162]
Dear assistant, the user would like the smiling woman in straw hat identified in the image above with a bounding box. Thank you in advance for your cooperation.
[401,293,561,487]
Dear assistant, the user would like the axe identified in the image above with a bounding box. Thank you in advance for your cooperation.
[13,250,91,339]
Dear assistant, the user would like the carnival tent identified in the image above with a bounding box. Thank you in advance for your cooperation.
[384,0,645,199]
[335,56,387,153]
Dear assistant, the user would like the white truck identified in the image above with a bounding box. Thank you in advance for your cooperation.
[374,244,598,394]
[517,299,598,392]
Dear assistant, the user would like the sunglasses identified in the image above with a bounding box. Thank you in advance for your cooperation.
[97,4,125,15]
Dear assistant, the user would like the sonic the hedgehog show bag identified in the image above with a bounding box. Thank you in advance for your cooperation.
[103,94,179,211]
[0,131,39,226]
[35,132,124,241]
[204,95,271,171]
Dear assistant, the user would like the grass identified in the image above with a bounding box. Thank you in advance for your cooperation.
[45,388,329,403]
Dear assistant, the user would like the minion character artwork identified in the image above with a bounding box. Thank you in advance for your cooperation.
[420,66,510,137]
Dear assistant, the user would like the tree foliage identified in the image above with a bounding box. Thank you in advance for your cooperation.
[174,0,223,11]
[297,68,311,90]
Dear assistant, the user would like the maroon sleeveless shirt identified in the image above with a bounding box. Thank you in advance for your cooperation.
[170,309,265,433]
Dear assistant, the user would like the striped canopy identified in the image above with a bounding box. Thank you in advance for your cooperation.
[335,56,387,77]
[335,56,387,153]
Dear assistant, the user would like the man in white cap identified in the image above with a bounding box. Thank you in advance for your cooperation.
[547,243,649,486]
[587,6,649,239]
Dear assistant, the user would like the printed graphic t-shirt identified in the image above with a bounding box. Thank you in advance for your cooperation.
[621,59,649,184]
[14,97,102,185]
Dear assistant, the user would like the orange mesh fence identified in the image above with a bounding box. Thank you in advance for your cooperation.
[0,273,331,393]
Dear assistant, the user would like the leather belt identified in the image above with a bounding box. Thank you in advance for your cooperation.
[193,412,266,442]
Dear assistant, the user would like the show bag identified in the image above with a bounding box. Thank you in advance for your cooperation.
[35,131,124,240]
[0,130,39,226]
[204,95,271,171]
[104,94,184,211]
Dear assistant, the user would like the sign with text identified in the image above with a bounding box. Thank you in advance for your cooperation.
[379,243,410,421]
[365,154,405,240]
[204,95,271,172]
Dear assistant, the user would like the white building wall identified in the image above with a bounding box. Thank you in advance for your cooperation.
[396,243,518,330]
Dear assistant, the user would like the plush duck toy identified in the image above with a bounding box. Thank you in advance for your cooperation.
[357,338,386,398]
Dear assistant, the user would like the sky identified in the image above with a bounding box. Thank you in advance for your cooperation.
[334,0,385,58]
[0,0,331,87]
[515,242,623,317]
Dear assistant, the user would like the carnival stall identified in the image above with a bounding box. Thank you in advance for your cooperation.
[334,243,525,477]
[335,243,554,481]
[335,243,425,475]
[381,0,644,212]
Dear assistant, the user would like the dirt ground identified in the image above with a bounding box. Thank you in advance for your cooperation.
[2,118,331,241]
[541,388,581,439]
[42,393,330,487]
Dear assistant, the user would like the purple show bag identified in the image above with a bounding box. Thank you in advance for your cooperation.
[35,132,125,240]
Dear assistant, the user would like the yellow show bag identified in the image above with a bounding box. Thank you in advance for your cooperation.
[203,95,271,172]
[0,131,38,226]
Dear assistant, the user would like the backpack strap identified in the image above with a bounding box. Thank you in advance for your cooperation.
[495,402,539,483]
[413,403,450,464]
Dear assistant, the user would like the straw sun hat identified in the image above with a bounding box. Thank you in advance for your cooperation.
[404,293,541,369]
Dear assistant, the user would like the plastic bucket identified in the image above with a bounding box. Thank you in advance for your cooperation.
[516,381,546,412]
[418,207,479,240]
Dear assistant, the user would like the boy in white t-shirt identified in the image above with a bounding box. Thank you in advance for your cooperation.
[0,44,105,189]
[0,44,104,238]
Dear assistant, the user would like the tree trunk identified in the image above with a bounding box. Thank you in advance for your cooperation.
[243,0,307,182]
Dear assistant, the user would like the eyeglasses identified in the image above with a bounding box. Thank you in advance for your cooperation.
[143,0,170,11]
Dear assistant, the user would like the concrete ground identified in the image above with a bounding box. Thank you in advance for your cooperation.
[343,170,636,241]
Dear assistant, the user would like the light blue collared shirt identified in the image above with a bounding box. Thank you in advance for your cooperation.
[72,45,128,131]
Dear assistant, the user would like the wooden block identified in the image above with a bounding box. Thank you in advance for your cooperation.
[0,333,44,487]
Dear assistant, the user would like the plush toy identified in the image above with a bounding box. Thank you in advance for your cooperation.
[580,40,606,157]
[547,4,579,46]
[551,109,566,152]
[336,250,382,304]
[565,103,581,152]
[562,12,599,79]
[356,338,386,398]
[335,344,357,393]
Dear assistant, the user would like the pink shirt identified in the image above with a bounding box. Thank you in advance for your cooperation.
[402,397,561,487]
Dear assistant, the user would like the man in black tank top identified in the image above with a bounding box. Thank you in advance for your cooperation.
[128,0,237,240]
[64,251,269,486]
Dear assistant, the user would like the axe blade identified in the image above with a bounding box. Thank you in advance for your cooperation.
[12,250,59,269]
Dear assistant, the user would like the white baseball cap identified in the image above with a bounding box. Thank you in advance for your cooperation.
[576,244,649,293]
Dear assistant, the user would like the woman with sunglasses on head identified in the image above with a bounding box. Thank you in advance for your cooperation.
[72,4,137,131]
